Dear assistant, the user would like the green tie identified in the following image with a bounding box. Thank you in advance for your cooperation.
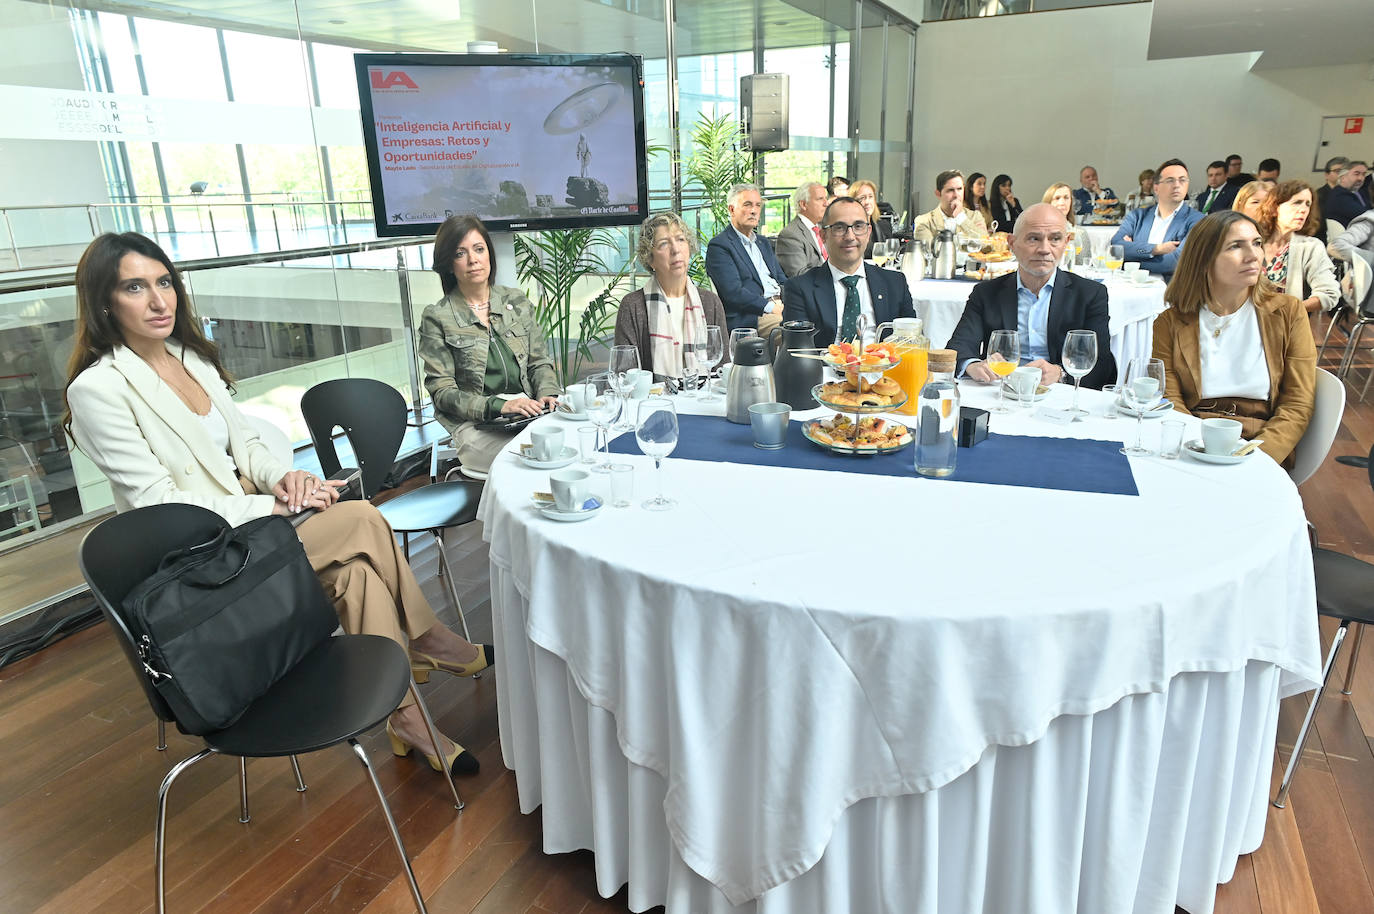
[1204,189,1217,213]
[840,274,861,342]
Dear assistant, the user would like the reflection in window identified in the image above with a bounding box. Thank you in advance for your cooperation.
[131,17,226,102]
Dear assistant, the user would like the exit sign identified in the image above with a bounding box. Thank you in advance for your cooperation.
[1345,117,1364,134]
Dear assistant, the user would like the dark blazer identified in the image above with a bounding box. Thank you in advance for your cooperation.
[946,270,1117,390]
[989,197,1023,230]
[705,227,788,332]
[1194,184,1236,214]
[1073,186,1118,215]
[781,263,916,348]
[774,215,825,278]
[1110,204,1204,278]
[1225,173,1255,189]
[1326,186,1371,228]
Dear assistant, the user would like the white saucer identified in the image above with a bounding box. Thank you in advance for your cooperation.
[1118,403,1172,419]
[514,446,579,470]
[1183,440,1251,465]
[1001,382,1050,402]
[537,495,604,522]
[555,407,590,422]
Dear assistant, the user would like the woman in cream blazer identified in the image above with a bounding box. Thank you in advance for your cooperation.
[64,232,491,777]
[1256,180,1339,313]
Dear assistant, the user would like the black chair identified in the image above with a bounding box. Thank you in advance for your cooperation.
[300,378,483,648]
[78,503,461,913]
[1273,442,1374,808]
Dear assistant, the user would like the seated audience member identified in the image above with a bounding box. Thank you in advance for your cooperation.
[849,179,892,257]
[1325,161,1371,228]
[913,170,989,243]
[1224,153,1255,188]
[615,212,729,382]
[1195,160,1237,214]
[705,182,788,334]
[781,196,916,347]
[828,176,850,199]
[420,215,560,476]
[1044,182,1087,259]
[989,174,1023,229]
[66,231,493,777]
[1317,156,1349,214]
[1330,210,1374,261]
[1130,169,1156,210]
[1072,165,1116,216]
[947,203,1116,389]
[1255,158,1281,182]
[1233,180,1274,221]
[964,173,993,228]
[1255,180,1339,314]
[775,181,829,277]
[1110,159,1204,279]
[1153,209,1315,466]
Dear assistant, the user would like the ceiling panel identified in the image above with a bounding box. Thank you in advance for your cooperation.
[1149,0,1374,71]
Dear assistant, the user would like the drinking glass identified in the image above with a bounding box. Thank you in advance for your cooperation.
[1106,244,1125,271]
[584,372,620,473]
[635,397,678,511]
[1061,330,1098,420]
[729,327,756,362]
[700,326,725,401]
[609,344,641,429]
[681,340,704,398]
[1120,357,1166,456]
[986,329,1019,413]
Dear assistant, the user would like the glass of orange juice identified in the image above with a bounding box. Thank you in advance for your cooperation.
[987,330,1019,413]
[1105,244,1125,271]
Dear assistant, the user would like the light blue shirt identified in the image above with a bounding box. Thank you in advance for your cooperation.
[734,227,781,299]
[1016,270,1055,364]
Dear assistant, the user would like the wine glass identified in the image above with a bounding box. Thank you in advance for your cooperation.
[1106,244,1125,272]
[1061,330,1098,420]
[584,372,620,473]
[700,326,725,401]
[729,327,756,363]
[1120,357,1166,456]
[609,344,640,429]
[986,329,1019,413]
[635,397,678,511]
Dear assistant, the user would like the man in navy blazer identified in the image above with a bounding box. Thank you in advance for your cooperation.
[1194,161,1236,214]
[1326,161,1371,228]
[705,183,789,334]
[1110,158,1203,279]
[781,196,915,347]
[948,203,1116,390]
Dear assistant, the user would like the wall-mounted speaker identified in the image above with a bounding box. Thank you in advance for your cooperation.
[740,73,789,152]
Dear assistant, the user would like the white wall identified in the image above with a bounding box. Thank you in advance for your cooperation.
[911,2,1374,216]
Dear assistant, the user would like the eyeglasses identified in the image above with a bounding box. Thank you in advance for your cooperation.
[1155,177,1187,187]
[824,221,871,236]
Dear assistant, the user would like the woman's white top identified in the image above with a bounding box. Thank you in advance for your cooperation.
[198,403,239,474]
[1198,300,1270,400]
[666,293,688,343]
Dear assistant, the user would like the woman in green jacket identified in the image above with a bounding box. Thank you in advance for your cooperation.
[419,215,560,473]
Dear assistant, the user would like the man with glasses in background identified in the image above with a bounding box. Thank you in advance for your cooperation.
[781,196,915,347]
[1326,161,1371,228]
[705,182,789,334]
[912,170,989,244]
[1111,158,1203,280]
[1317,156,1349,215]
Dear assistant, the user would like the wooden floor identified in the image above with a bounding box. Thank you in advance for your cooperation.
[4,315,1374,913]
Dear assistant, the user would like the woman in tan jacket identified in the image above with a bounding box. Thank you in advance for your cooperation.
[1153,210,1316,466]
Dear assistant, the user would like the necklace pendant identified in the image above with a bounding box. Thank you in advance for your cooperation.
[1213,327,1222,339]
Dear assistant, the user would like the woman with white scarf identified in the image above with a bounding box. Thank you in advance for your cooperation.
[614,212,730,382]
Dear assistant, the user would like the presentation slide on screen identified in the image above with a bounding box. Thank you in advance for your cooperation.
[365,63,640,226]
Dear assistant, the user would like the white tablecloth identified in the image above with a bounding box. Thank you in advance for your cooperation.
[907,273,1167,385]
[481,387,1321,913]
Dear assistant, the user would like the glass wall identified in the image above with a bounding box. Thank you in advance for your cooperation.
[0,0,917,552]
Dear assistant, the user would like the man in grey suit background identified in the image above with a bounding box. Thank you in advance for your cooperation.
[775,182,829,277]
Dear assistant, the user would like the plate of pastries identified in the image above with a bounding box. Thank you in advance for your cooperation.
[803,414,912,454]
[813,373,907,411]
[823,339,900,372]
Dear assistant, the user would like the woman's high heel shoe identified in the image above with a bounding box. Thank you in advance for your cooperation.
[410,643,494,683]
[387,722,479,775]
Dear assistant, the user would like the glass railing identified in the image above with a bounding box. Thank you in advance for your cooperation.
[924,0,1148,21]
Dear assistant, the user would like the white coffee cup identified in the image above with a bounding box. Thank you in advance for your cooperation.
[718,363,734,389]
[1122,262,1141,276]
[1201,417,1243,455]
[563,383,589,413]
[530,427,563,462]
[549,468,591,512]
[626,368,653,399]
[1009,365,1041,399]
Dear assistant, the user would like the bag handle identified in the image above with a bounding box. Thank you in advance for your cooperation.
[157,527,253,588]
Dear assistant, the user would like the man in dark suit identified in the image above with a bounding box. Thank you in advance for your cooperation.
[1110,158,1204,280]
[781,196,915,347]
[774,181,828,277]
[1317,156,1349,215]
[948,202,1116,390]
[705,182,789,334]
[1195,161,1236,214]
[1223,153,1255,189]
[1326,161,1371,228]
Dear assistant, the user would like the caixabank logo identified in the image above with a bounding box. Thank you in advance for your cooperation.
[370,70,419,91]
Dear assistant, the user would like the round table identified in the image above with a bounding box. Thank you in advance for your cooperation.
[481,387,1320,914]
[907,272,1167,384]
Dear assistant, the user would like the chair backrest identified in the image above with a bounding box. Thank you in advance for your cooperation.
[78,503,230,724]
[299,379,407,497]
[1290,367,1346,486]
[243,413,294,468]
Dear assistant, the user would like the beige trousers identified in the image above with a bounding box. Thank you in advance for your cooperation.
[757,310,784,338]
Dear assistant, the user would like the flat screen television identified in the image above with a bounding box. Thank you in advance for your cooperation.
[354,52,648,237]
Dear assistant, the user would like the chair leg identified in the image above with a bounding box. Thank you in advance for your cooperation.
[409,675,464,812]
[1319,309,1347,363]
[401,532,410,561]
[1274,622,1349,808]
[1342,623,1365,695]
[290,755,307,792]
[432,529,474,649]
[1338,322,1366,378]
[1362,360,1374,404]
[156,748,215,913]
[348,738,430,914]
[157,719,167,751]
[238,757,250,823]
